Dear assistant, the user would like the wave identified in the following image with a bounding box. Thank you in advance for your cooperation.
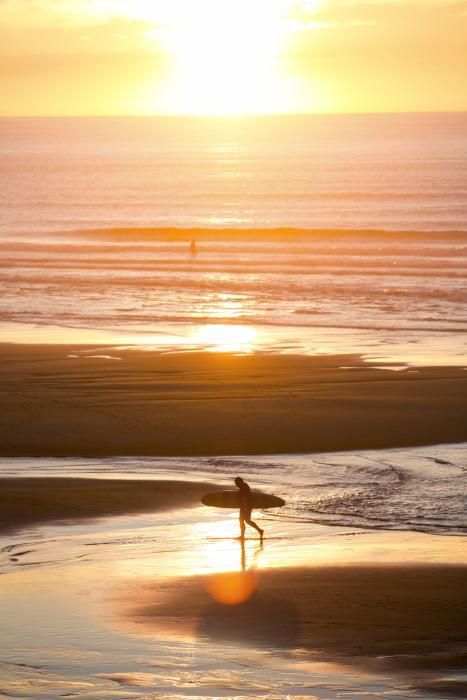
[5,227,467,245]
[4,239,465,255]
[2,224,466,356]
[59,226,467,242]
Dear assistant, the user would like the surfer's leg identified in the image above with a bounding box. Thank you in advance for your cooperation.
[239,513,246,539]
[245,517,264,540]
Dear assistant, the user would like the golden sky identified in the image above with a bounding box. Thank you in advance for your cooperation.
[1,0,466,115]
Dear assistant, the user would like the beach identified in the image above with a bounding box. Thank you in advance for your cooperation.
[0,477,214,535]
[1,350,466,697]
[1,452,466,699]
[1,316,466,700]
[126,563,467,672]
[1,344,466,457]
[0,112,466,699]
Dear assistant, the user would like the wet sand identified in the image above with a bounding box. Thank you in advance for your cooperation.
[125,563,467,672]
[0,477,213,535]
[1,458,466,699]
[1,344,466,456]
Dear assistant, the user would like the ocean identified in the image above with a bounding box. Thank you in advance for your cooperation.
[2,113,467,233]
[2,443,466,536]
[1,112,466,363]
[1,113,467,699]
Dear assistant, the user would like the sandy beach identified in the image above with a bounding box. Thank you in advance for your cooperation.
[1,450,466,699]
[0,477,214,535]
[125,563,467,673]
[1,343,465,696]
[1,343,466,457]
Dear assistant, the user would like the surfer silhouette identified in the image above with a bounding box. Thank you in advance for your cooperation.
[235,476,264,542]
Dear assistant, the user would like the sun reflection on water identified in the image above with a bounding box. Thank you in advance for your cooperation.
[197,292,250,320]
[192,324,257,353]
[188,519,263,605]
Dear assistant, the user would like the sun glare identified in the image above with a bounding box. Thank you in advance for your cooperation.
[194,324,257,352]
[206,569,257,604]
[153,0,289,114]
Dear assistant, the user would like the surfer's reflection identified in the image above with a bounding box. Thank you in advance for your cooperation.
[241,537,246,571]
[204,540,262,606]
[198,536,299,648]
[240,537,263,572]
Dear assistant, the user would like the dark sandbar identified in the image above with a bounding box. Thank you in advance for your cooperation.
[0,477,213,534]
[0,344,466,456]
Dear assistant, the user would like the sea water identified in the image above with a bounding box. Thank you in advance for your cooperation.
[1,113,466,362]
[2,113,467,234]
[1,444,466,536]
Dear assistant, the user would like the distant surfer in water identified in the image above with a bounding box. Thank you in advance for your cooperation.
[235,476,264,542]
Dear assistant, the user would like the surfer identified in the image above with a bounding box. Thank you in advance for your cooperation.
[235,476,264,542]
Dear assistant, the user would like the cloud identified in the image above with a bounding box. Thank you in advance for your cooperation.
[0,1,168,54]
[1,0,466,56]
[1,2,465,30]
[3,0,466,31]
[284,0,467,42]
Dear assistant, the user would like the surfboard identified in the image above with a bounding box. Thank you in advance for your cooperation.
[201,490,285,509]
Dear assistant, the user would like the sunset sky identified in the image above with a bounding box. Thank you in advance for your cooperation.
[1,0,466,115]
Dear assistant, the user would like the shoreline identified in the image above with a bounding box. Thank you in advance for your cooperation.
[0,344,466,457]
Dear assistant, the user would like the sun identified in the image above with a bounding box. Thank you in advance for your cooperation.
[156,0,289,114]
[119,0,328,114]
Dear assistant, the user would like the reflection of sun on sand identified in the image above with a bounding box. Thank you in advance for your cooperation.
[193,324,257,353]
[122,563,467,674]
[206,568,257,605]
[204,539,263,605]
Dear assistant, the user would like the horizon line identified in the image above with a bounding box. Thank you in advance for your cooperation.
[1,109,467,119]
